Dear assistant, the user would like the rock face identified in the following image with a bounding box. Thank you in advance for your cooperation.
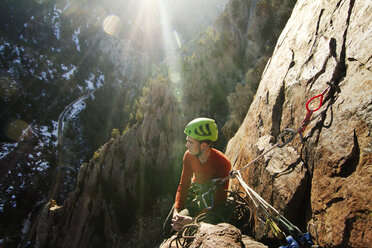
[225,0,371,247]
[160,223,267,248]
[190,223,267,248]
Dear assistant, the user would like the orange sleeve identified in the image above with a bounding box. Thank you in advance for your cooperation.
[213,150,231,205]
[174,152,193,211]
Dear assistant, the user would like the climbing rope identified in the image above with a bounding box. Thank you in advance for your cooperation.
[234,171,318,247]
[266,218,286,241]
[168,214,204,248]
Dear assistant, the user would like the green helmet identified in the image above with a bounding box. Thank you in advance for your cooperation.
[184,118,218,142]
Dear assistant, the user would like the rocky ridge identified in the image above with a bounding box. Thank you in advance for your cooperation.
[34,77,185,248]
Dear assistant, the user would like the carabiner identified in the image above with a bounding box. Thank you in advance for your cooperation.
[201,188,214,210]
[307,223,320,246]
[277,128,296,148]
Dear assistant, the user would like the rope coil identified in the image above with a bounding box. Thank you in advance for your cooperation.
[168,191,253,248]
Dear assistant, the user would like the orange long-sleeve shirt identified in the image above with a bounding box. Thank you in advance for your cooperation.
[175,148,231,211]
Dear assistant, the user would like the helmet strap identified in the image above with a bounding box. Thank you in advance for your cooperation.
[195,142,211,160]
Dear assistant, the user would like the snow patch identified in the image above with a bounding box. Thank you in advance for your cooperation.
[77,84,84,92]
[35,161,49,171]
[7,186,14,194]
[51,5,62,40]
[97,74,105,87]
[41,71,48,81]
[62,65,76,80]
[21,213,31,237]
[40,125,52,138]
[48,69,56,79]
[52,121,58,139]
[65,98,87,120]
[85,80,94,90]
[0,143,18,159]
[72,28,81,52]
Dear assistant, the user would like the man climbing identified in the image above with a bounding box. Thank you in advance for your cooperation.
[171,117,231,232]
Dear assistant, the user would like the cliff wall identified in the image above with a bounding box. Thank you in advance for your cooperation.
[225,0,371,247]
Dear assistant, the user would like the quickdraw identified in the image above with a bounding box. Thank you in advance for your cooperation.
[298,86,329,134]
[297,81,340,141]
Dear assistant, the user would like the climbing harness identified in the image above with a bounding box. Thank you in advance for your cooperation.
[185,181,218,215]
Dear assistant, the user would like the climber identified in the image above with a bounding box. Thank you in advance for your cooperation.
[170,117,231,232]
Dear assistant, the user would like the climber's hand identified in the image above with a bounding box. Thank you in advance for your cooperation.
[171,214,193,232]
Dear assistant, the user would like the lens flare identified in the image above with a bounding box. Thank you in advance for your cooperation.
[0,77,19,100]
[173,30,181,48]
[169,71,181,83]
[103,15,121,35]
[5,119,29,141]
